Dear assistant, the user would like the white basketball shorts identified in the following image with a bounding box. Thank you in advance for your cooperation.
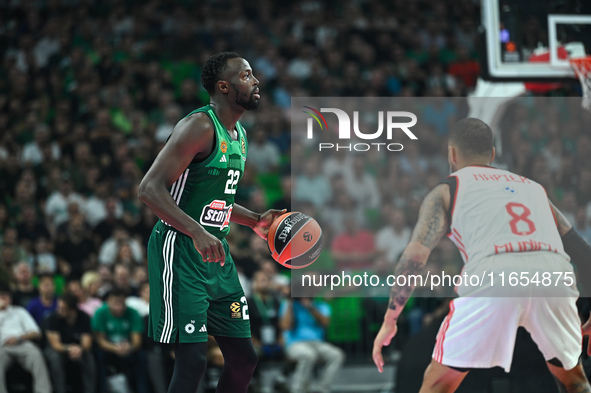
[432,252,582,372]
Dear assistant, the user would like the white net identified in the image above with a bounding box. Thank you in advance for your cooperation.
[570,57,591,111]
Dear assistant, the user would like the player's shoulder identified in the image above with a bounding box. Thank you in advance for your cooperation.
[177,111,215,134]
[165,111,215,148]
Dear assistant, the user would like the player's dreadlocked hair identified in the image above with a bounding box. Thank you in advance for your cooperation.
[201,52,241,95]
[449,118,493,157]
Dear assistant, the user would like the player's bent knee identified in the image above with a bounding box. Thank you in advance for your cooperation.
[228,344,258,372]
[420,361,468,393]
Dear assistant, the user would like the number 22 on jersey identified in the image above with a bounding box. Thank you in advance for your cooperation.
[225,169,240,194]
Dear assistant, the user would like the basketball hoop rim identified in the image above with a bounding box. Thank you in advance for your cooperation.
[570,56,591,74]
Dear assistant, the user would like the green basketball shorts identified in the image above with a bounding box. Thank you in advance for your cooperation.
[147,221,251,343]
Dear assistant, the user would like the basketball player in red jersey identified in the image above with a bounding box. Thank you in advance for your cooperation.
[372,118,591,392]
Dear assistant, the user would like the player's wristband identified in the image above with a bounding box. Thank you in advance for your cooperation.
[562,228,591,296]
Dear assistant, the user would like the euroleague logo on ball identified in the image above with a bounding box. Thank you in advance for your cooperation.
[268,212,323,269]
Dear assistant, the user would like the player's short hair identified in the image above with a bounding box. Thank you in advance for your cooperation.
[449,118,493,157]
[201,52,241,95]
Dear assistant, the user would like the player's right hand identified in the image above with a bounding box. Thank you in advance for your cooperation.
[372,322,398,373]
[192,229,226,266]
[583,315,591,356]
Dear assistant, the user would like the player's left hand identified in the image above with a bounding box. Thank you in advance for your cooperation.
[253,209,287,240]
[373,322,397,373]
[583,315,591,355]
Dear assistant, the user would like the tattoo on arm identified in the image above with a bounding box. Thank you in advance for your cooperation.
[388,185,449,312]
[409,184,449,249]
[388,256,423,310]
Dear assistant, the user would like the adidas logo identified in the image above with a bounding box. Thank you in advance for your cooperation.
[219,155,227,163]
[199,324,207,333]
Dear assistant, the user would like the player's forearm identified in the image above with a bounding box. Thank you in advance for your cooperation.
[231,204,261,228]
[385,242,430,323]
[138,181,203,238]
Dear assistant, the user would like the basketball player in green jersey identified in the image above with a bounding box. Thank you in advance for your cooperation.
[138,52,285,393]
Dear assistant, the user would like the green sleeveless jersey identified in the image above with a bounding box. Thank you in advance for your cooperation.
[164,105,248,239]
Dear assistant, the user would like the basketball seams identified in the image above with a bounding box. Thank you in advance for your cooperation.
[276,216,312,257]
[278,221,321,261]
[267,211,323,269]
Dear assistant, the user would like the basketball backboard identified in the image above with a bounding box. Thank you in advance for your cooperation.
[480,0,591,81]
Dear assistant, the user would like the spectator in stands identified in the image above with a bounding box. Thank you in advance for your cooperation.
[45,174,85,230]
[249,272,286,392]
[249,271,283,358]
[31,237,57,274]
[375,206,411,263]
[11,261,38,308]
[343,155,380,210]
[21,123,61,166]
[98,226,143,265]
[44,292,95,393]
[125,280,149,318]
[279,293,345,393]
[154,104,181,143]
[0,204,10,241]
[94,197,124,244]
[86,183,123,230]
[321,188,366,235]
[26,273,57,327]
[447,46,480,88]
[0,282,51,393]
[112,263,138,297]
[68,277,102,317]
[93,288,147,393]
[55,213,96,278]
[127,281,171,393]
[272,175,292,211]
[247,128,281,174]
[131,265,148,289]
[331,214,377,270]
[0,227,29,266]
[259,259,290,293]
[294,156,331,208]
[131,205,157,247]
[16,204,50,252]
[96,265,114,299]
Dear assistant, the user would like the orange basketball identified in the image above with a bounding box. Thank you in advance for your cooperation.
[267,212,323,269]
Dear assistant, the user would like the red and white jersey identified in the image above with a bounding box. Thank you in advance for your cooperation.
[446,165,568,264]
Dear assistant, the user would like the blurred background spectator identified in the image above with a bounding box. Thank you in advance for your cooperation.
[0,282,51,393]
[44,292,95,393]
[0,0,589,391]
[279,295,345,393]
[92,288,146,393]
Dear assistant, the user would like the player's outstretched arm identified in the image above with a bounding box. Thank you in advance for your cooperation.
[138,113,226,264]
[231,204,286,240]
[373,183,450,372]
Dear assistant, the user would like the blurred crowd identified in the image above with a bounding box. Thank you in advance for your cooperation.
[0,0,590,392]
